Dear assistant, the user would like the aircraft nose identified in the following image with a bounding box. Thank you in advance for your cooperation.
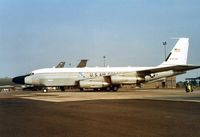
[12,75,27,84]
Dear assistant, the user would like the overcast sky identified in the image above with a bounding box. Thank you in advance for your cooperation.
[0,0,199,81]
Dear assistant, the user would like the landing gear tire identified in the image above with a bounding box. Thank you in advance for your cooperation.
[112,86,119,92]
[97,88,101,91]
[106,87,111,91]
[43,89,48,93]
[60,86,65,92]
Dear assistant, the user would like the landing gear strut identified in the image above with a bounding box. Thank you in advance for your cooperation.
[60,86,65,92]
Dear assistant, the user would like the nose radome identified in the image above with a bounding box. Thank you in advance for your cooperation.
[12,75,26,84]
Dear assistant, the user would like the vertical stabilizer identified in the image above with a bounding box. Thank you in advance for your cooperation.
[77,59,88,68]
[161,38,189,66]
[55,62,65,68]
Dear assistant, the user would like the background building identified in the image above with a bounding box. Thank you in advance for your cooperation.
[142,76,176,89]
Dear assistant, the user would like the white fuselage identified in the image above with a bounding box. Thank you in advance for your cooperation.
[24,67,181,87]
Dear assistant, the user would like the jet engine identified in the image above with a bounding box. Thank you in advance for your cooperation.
[79,81,110,88]
[111,76,144,84]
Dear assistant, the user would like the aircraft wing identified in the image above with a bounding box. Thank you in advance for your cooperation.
[137,64,200,77]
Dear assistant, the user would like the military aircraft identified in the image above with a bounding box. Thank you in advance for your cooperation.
[55,60,88,68]
[13,38,200,92]
[76,59,88,68]
[55,62,65,68]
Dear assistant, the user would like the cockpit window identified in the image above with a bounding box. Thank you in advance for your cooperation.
[26,72,34,76]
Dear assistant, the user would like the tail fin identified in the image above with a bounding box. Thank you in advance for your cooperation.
[55,62,65,68]
[77,59,88,68]
[161,38,189,66]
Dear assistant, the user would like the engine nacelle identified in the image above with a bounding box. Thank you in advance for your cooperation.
[111,76,144,84]
[79,81,110,88]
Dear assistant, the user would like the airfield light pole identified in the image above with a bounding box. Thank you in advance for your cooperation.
[163,41,167,60]
[103,56,106,67]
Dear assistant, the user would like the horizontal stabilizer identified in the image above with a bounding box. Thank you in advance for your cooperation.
[137,64,200,77]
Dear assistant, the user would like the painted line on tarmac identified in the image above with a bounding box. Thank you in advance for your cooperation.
[16,95,200,103]
[13,90,200,103]
[150,98,200,103]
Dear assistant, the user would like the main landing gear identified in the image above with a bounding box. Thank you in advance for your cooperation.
[102,85,120,91]
[80,85,120,92]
